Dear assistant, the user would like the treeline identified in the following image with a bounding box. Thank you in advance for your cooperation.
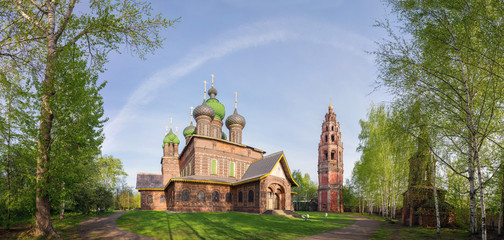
[346,1,504,239]
[0,0,176,237]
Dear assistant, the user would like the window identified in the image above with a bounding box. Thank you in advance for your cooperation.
[332,126,334,131]
[226,193,232,203]
[160,195,165,203]
[229,162,235,177]
[238,191,243,202]
[182,169,185,177]
[323,151,328,160]
[325,135,328,142]
[211,159,217,175]
[331,135,335,142]
[147,195,153,204]
[182,190,189,201]
[197,191,205,201]
[212,191,219,202]
[248,190,254,202]
[331,151,335,160]
[326,126,328,131]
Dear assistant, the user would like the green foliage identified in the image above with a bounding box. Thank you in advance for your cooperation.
[71,184,113,214]
[0,0,174,234]
[353,103,414,217]
[375,0,504,234]
[117,211,355,240]
[291,170,317,201]
[291,170,317,211]
[96,155,127,190]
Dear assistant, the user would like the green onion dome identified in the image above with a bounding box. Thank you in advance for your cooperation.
[221,131,227,140]
[225,108,246,128]
[206,87,225,120]
[162,128,180,146]
[183,122,196,137]
[193,100,215,119]
[206,98,225,120]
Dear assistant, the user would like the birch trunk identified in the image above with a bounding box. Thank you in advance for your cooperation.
[35,7,58,236]
[6,96,11,230]
[475,151,487,240]
[499,167,503,235]
[431,154,440,234]
[469,160,478,234]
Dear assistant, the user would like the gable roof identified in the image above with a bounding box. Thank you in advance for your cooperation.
[241,151,283,181]
[136,173,164,190]
[163,151,299,189]
[240,151,298,186]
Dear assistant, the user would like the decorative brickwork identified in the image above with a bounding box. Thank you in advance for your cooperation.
[135,81,298,213]
[401,149,454,227]
[318,105,344,213]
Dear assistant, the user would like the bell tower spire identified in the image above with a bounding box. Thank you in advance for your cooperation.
[317,103,344,213]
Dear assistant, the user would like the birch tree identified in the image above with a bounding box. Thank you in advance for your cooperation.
[375,1,504,238]
[0,0,177,236]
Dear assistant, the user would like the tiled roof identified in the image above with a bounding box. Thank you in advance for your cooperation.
[171,175,239,184]
[240,151,284,182]
[136,173,163,189]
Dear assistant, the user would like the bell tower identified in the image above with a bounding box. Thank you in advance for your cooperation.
[318,102,344,213]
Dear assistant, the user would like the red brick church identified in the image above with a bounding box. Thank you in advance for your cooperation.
[136,77,298,213]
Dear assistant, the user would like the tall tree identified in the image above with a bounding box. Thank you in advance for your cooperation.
[375,1,504,238]
[354,103,413,218]
[0,0,177,236]
[291,170,317,210]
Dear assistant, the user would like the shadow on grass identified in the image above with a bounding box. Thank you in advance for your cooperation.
[166,213,173,240]
[197,214,258,239]
[176,214,205,240]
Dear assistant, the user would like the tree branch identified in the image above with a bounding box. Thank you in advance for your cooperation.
[54,0,76,41]
[14,0,48,33]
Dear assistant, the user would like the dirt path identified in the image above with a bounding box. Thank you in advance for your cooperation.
[294,215,381,240]
[78,211,153,240]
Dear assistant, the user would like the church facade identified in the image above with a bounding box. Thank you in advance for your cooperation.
[136,78,298,213]
[317,104,344,212]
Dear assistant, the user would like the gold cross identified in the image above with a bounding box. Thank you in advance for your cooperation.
[170,117,173,129]
[234,91,238,109]
[165,125,168,134]
[190,106,194,123]
[203,80,208,100]
[211,74,215,87]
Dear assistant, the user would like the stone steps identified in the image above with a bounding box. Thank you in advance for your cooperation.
[262,210,301,218]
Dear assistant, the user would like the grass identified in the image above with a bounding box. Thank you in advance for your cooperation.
[346,213,472,240]
[0,211,116,239]
[117,211,355,240]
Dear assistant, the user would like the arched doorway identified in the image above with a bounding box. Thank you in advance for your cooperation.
[274,193,280,209]
[267,184,285,210]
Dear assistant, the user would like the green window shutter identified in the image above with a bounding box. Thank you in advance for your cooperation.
[189,162,192,175]
[211,160,217,175]
[182,169,185,177]
[230,162,235,177]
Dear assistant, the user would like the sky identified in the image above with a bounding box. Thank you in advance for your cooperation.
[98,0,394,188]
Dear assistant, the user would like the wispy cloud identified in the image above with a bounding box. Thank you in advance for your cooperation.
[103,20,293,150]
[103,17,375,152]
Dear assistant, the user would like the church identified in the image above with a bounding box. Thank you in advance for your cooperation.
[136,76,298,213]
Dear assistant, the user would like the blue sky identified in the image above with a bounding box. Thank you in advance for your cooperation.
[99,0,393,188]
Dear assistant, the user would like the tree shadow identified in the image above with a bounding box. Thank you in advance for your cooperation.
[176,214,205,240]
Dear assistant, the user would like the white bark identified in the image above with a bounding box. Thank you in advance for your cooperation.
[431,154,440,234]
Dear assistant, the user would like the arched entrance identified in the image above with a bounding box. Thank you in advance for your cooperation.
[267,184,285,210]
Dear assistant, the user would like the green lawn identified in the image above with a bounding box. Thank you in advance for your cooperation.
[0,211,116,239]
[345,213,472,240]
[117,211,355,240]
